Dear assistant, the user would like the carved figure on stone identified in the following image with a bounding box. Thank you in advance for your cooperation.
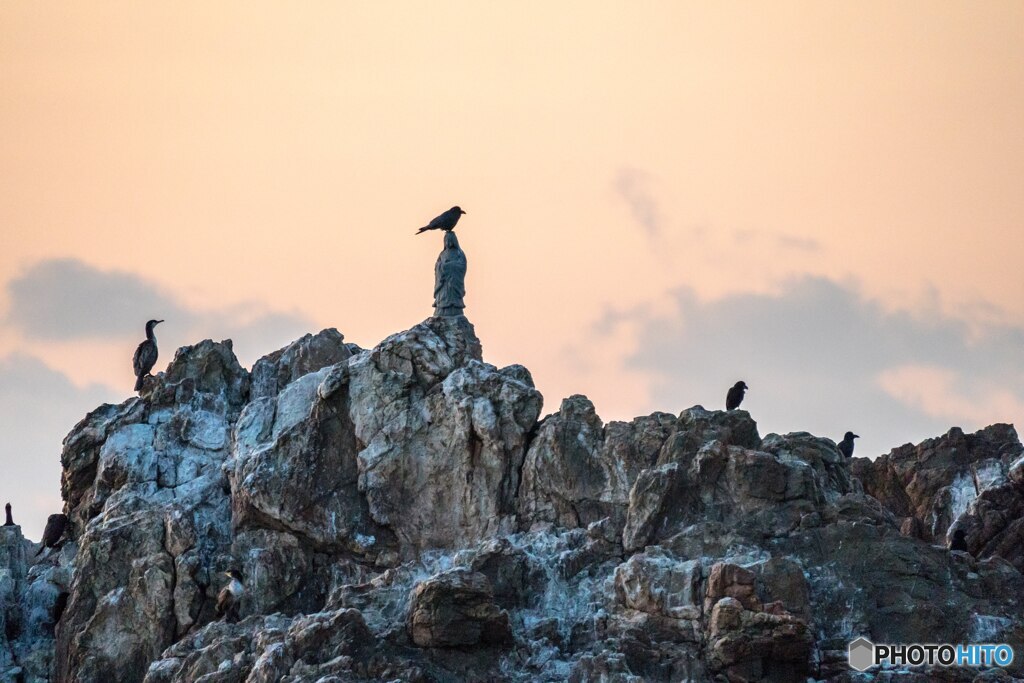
[434,230,467,317]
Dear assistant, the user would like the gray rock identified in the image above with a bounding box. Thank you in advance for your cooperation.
[407,568,512,648]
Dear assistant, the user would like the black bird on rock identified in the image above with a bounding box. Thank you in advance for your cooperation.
[949,528,969,553]
[36,513,68,556]
[3,503,14,526]
[726,381,748,410]
[838,432,859,458]
[216,569,245,622]
[133,319,163,392]
[416,206,466,234]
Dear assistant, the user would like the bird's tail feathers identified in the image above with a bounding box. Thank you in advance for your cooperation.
[415,226,431,234]
[35,546,45,557]
[135,375,145,392]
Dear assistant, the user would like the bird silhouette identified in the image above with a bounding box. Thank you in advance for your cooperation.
[3,503,14,526]
[133,319,163,392]
[838,432,859,458]
[416,206,466,234]
[726,381,748,410]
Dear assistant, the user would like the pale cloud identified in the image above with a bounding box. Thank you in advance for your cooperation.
[592,276,1024,458]
[613,167,662,238]
[5,258,188,340]
[0,353,118,541]
[3,258,317,367]
[877,364,1024,426]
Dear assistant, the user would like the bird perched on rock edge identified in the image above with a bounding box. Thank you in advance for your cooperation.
[133,319,163,392]
[36,513,68,556]
[726,381,748,410]
[838,431,859,458]
[216,569,245,622]
[416,206,466,234]
[3,503,14,526]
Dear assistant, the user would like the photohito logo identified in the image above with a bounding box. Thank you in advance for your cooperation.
[848,637,1015,672]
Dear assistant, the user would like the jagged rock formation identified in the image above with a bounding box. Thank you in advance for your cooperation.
[852,424,1024,568]
[1,317,1023,681]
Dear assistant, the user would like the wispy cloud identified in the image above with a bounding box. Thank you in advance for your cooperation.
[613,167,662,238]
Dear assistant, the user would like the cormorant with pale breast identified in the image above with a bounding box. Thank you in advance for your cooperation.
[838,432,859,458]
[133,319,163,392]
[416,206,466,234]
[726,381,748,410]
[4,503,14,526]
[216,569,244,622]
[36,513,68,556]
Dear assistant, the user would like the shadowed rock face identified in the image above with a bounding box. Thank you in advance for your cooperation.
[2,318,1023,682]
[852,424,1024,551]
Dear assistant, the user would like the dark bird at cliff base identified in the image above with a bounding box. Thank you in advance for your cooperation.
[36,513,68,556]
[726,381,748,410]
[4,503,13,526]
[133,319,163,392]
[216,569,244,622]
[416,206,466,234]
[838,432,859,458]
[949,529,969,553]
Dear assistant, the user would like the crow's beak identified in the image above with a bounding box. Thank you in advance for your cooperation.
[156,320,164,325]
[460,209,467,214]
[854,434,860,439]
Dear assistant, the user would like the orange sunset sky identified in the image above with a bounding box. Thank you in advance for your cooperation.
[2,2,1023,537]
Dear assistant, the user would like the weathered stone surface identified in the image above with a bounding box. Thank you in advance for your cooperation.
[852,424,1022,541]
[407,568,512,648]
[6,318,1024,682]
[346,316,542,557]
[54,340,246,683]
[249,328,352,400]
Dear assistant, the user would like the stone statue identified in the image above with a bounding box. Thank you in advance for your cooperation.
[433,231,467,317]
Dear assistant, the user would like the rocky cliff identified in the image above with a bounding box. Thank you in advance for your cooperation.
[1,316,1023,682]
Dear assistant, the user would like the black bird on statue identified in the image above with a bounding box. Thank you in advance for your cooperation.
[416,206,466,234]
[838,432,860,458]
[726,381,748,410]
[133,319,163,392]
[3,503,14,526]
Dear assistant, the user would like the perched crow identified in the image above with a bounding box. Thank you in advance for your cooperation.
[3,503,13,526]
[838,432,860,458]
[726,381,748,410]
[416,206,466,234]
[36,513,68,556]
[133,319,163,392]
[949,529,969,553]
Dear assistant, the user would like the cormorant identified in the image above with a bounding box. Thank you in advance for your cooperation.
[3,503,13,526]
[133,319,163,392]
[838,432,860,458]
[726,381,748,410]
[416,206,466,234]
[36,513,68,556]
[949,528,969,553]
[216,569,244,622]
